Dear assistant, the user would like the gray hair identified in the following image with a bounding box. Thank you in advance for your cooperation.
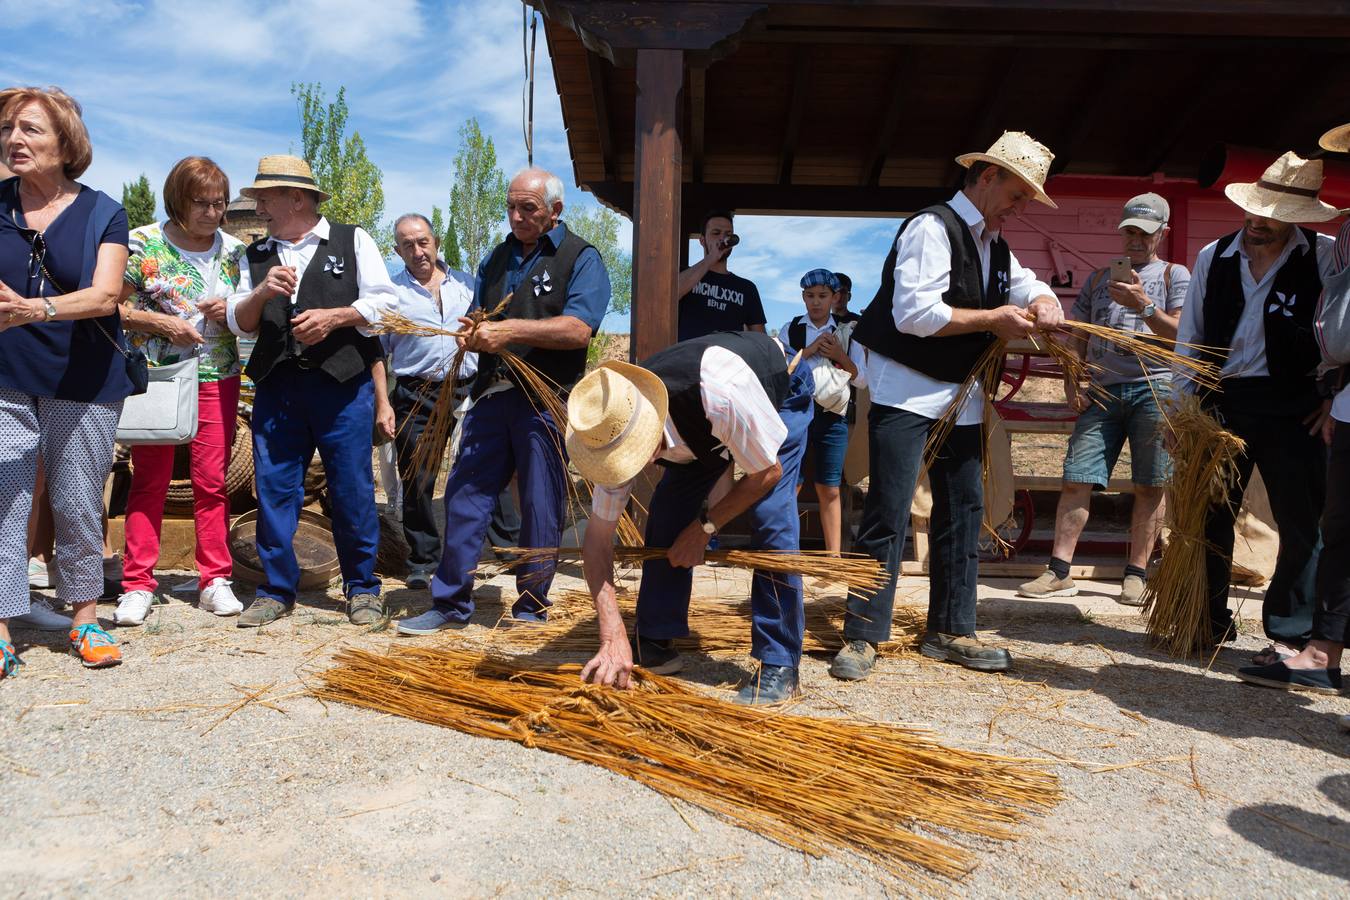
[512,167,565,207]
[393,212,437,238]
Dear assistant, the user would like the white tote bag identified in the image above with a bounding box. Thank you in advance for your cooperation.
[115,355,199,445]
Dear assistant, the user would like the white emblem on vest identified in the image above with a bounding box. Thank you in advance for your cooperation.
[1268,291,1295,318]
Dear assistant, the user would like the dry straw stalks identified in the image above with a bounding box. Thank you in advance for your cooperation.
[311,646,1061,887]
[1141,394,1246,657]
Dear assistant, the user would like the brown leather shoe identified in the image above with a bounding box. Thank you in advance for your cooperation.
[920,632,1011,672]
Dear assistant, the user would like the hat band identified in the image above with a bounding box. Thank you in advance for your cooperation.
[583,395,646,452]
[255,173,321,189]
[1256,179,1321,199]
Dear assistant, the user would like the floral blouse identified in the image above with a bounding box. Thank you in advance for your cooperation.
[124,222,246,381]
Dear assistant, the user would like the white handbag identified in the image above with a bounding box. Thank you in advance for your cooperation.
[115,355,200,445]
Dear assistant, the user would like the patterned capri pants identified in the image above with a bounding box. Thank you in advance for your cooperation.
[0,387,122,619]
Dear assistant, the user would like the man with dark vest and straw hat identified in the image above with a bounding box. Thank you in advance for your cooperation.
[833,131,1065,682]
[396,167,610,635]
[567,332,813,704]
[226,155,397,627]
[1174,151,1339,667]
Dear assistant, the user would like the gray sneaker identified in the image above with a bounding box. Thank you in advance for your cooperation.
[1116,574,1146,607]
[920,632,1011,672]
[10,595,74,632]
[348,594,386,626]
[237,598,293,628]
[829,639,878,681]
[1017,569,1078,598]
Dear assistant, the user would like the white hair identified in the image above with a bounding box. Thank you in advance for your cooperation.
[512,167,565,207]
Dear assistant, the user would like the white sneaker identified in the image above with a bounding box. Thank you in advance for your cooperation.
[114,590,156,626]
[27,557,51,589]
[198,578,243,617]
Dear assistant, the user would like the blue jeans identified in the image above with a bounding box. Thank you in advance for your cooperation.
[1063,380,1172,488]
[432,389,567,619]
[799,406,849,487]
[846,404,983,643]
[636,366,814,667]
[251,366,381,604]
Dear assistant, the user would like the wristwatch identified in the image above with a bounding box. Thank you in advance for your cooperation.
[1139,302,1157,319]
[42,298,57,322]
[699,512,718,536]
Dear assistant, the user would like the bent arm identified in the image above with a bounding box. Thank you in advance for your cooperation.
[49,243,129,319]
[706,462,780,529]
[494,314,593,350]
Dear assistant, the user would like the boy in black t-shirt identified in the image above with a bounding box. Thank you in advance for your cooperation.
[675,210,766,343]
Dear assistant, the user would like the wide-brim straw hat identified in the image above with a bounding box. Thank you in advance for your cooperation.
[955,130,1058,208]
[239,154,330,202]
[1320,122,1350,154]
[1223,151,1339,223]
[565,360,669,488]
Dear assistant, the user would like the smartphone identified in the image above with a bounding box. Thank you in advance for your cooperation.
[1109,257,1132,283]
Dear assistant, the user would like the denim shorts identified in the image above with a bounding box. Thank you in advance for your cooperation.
[1063,380,1172,488]
[799,406,850,487]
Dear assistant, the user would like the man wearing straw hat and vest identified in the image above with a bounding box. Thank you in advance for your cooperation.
[396,167,609,634]
[1174,151,1338,661]
[226,155,398,627]
[833,131,1065,682]
[566,331,814,703]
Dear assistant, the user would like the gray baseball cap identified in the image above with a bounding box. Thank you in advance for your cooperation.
[1119,193,1170,234]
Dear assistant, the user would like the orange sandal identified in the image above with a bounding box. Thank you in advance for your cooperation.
[1,639,20,679]
[70,624,122,669]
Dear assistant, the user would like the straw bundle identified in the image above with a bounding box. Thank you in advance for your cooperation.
[1142,394,1246,656]
[311,647,1060,886]
[498,546,887,595]
[479,588,924,655]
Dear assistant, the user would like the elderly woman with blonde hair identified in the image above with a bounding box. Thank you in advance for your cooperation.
[0,86,136,678]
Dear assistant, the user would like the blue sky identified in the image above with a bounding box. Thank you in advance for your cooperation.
[0,0,902,332]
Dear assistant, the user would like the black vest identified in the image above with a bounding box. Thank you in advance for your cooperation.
[244,223,382,384]
[469,227,595,399]
[643,331,789,470]
[1202,228,1324,384]
[784,313,840,351]
[852,202,1011,384]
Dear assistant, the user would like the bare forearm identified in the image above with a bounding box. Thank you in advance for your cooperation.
[935,306,1002,337]
[120,305,174,336]
[677,257,715,298]
[707,464,780,529]
[493,315,592,350]
[233,285,273,334]
[1142,309,1179,341]
[583,523,625,640]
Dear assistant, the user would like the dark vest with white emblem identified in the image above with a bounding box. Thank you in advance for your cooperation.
[469,228,596,399]
[244,222,382,384]
[642,331,789,470]
[853,202,1011,384]
[1202,227,1323,384]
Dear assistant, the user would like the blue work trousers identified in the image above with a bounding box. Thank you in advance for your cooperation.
[636,366,814,667]
[432,389,567,619]
[251,366,381,605]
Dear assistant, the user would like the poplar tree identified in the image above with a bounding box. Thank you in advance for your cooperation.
[292,82,390,252]
[121,174,156,229]
[448,118,507,272]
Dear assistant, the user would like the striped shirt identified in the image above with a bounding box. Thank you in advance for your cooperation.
[590,345,788,522]
[1335,217,1350,276]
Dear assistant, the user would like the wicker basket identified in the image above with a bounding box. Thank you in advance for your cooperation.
[160,417,325,515]
[229,508,340,590]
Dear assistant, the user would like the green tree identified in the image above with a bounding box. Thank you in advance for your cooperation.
[566,206,631,318]
[121,174,156,229]
[430,204,464,270]
[448,118,507,271]
[291,82,389,251]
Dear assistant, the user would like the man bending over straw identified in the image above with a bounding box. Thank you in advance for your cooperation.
[836,131,1064,681]
[568,332,813,704]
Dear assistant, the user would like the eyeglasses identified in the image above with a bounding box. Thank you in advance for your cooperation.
[22,227,48,296]
[191,198,228,212]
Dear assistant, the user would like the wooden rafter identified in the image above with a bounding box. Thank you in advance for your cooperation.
[586,51,616,181]
[777,47,811,185]
[862,51,909,187]
[946,58,1021,187]
[689,67,707,182]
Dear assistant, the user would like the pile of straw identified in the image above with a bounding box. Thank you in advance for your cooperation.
[1142,394,1246,656]
[478,588,924,655]
[311,647,1060,886]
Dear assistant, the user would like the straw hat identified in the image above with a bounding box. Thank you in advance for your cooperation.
[956,131,1058,208]
[1320,122,1350,154]
[565,360,669,488]
[239,154,330,202]
[1223,151,1339,223]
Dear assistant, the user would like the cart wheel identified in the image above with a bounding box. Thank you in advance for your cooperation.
[979,489,1036,560]
[995,353,1033,408]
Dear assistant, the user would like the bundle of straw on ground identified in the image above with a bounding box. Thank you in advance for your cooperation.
[497,546,887,596]
[475,588,924,655]
[1141,393,1246,657]
[310,646,1060,887]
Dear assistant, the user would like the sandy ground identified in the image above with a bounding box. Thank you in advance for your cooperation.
[3,562,1348,899]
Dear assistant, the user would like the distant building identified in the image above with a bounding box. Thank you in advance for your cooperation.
[223,195,266,244]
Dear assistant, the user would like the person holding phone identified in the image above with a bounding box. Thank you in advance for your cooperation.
[675,210,766,343]
[1018,193,1189,607]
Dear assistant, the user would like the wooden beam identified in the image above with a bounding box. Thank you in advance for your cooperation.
[862,52,909,187]
[631,48,684,361]
[1141,60,1221,175]
[1053,51,1129,174]
[689,67,707,182]
[586,51,616,181]
[582,181,951,218]
[946,58,1021,187]
[750,28,1350,52]
[777,47,811,185]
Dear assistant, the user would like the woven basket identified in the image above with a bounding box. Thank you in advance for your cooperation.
[161,418,325,515]
[229,507,340,591]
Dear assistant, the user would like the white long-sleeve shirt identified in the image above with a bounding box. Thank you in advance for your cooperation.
[774,313,868,390]
[865,191,1056,425]
[225,217,397,339]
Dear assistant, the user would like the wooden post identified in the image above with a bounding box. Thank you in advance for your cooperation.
[631,48,683,361]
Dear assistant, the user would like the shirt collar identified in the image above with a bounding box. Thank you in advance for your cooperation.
[509,221,568,255]
[395,259,449,287]
[267,216,329,249]
[1221,226,1310,260]
[948,191,989,240]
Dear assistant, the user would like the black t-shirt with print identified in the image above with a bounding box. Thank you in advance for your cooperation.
[677,269,766,342]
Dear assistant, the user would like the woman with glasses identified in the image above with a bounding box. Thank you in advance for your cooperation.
[113,157,247,626]
[0,86,135,677]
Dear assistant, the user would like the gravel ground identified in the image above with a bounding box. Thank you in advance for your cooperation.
[3,567,1348,898]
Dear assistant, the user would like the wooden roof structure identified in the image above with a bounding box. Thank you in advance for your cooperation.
[527,0,1350,355]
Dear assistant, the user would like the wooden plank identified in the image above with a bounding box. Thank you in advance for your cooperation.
[863,51,909,187]
[586,51,616,180]
[689,67,707,182]
[631,48,684,360]
[777,47,811,185]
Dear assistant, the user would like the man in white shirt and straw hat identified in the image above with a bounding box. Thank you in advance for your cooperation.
[566,331,814,705]
[1175,151,1339,664]
[835,131,1065,683]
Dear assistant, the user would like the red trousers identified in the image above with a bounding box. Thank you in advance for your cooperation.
[122,377,239,592]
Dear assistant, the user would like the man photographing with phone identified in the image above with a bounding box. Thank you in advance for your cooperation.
[676,210,767,343]
[1018,192,1189,607]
